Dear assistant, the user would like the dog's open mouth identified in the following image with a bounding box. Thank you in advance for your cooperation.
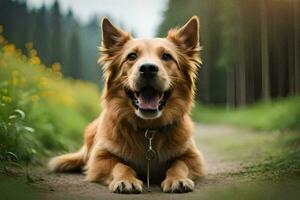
[126,87,171,113]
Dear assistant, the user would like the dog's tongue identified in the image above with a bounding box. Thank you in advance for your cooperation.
[137,87,160,110]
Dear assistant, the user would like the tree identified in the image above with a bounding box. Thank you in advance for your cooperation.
[50,0,63,65]
[158,0,300,106]
[33,5,50,65]
[261,0,271,100]
[81,16,102,83]
[68,24,83,79]
[295,0,300,94]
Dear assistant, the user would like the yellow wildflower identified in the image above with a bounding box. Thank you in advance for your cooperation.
[12,77,18,86]
[52,62,61,72]
[11,70,19,86]
[62,94,75,107]
[3,44,15,54]
[26,42,33,50]
[30,49,37,57]
[54,72,63,79]
[16,49,23,58]
[39,77,48,89]
[0,35,5,44]
[30,56,41,65]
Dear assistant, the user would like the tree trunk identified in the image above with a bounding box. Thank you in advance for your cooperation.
[226,69,235,108]
[295,0,300,94]
[236,4,247,106]
[288,0,295,95]
[261,0,271,100]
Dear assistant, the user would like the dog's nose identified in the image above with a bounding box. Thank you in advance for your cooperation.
[139,64,158,79]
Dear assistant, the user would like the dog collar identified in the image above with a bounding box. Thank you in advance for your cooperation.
[137,121,178,133]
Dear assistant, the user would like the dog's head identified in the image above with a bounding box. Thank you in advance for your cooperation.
[99,17,201,122]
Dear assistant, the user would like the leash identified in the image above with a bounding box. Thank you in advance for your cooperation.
[145,129,156,192]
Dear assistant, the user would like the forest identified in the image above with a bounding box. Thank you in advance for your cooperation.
[158,0,300,106]
[1,0,299,107]
[0,0,102,83]
[1,0,300,199]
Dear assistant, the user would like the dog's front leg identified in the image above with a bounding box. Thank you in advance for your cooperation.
[161,148,204,193]
[86,150,143,193]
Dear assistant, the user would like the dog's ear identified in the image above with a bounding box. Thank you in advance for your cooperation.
[168,16,200,50]
[101,17,128,49]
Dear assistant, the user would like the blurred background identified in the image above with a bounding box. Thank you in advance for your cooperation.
[0,0,300,185]
[1,0,299,106]
[0,0,168,84]
[159,0,300,107]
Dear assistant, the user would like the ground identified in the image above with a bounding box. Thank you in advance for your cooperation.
[1,123,300,200]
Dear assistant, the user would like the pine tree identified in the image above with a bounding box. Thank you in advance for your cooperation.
[33,5,50,65]
[49,0,63,65]
[69,24,83,79]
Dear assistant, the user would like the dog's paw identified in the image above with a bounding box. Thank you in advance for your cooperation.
[161,177,194,193]
[109,178,143,194]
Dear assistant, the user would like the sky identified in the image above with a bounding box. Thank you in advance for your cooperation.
[27,0,169,38]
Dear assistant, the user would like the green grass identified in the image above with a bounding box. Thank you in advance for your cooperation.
[0,41,101,165]
[192,96,300,131]
[191,179,300,200]
[197,128,300,177]
[193,99,300,177]
[0,176,41,200]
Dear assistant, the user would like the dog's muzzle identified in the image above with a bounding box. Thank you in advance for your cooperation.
[125,86,171,119]
[125,63,171,119]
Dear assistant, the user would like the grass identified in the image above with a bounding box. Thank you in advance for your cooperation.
[0,34,101,166]
[193,127,300,200]
[197,128,300,177]
[192,92,300,179]
[191,179,300,200]
[0,176,41,200]
[192,96,300,131]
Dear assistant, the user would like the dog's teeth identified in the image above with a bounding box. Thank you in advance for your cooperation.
[159,92,164,100]
[134,92,140,98]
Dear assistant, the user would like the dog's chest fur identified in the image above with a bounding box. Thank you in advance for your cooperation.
[105,130,188,183]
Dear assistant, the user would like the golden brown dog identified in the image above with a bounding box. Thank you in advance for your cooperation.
[48,16,204,194]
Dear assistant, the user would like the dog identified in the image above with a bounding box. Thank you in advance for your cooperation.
[48,16,204,194]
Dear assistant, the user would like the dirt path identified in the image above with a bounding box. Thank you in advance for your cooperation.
[25,123,255,200]
[5,124,300,200]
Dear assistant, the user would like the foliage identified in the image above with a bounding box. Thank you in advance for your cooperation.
[192,96,300,131]
[0,31,101,165]
[158,0,300,106]
[0,0,102,83]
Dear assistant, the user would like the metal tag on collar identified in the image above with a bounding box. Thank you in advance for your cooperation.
[145,129,157,191]
[145,129,156,160]
[145,129,156,140]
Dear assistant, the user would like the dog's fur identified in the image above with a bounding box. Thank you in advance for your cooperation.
[48,16,204,193]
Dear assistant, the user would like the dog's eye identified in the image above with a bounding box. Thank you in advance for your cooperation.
[127,53,138,61]
[161,53,173,61]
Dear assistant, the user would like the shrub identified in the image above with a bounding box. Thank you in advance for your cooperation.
[0,35,101,165]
